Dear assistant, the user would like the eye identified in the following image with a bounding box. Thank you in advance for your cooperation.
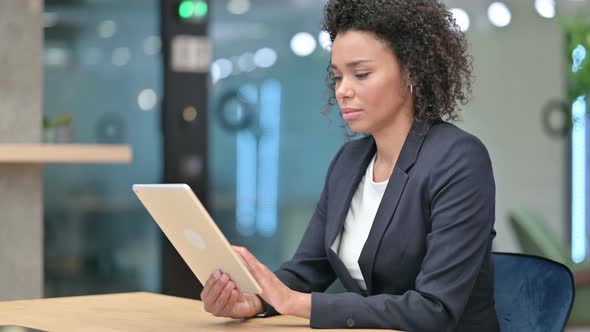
[330,72,342,82]
[355,72,370,80]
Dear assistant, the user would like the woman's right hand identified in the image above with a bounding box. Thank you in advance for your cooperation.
[200,270,264,319]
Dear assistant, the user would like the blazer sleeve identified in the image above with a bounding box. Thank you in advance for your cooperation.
[258,144,346,317]
[309,135,496,332]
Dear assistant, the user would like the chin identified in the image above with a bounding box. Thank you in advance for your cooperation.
[348,121,372,134]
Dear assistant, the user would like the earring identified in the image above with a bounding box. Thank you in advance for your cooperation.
[410,84,414,95]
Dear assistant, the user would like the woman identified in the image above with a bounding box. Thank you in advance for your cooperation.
[201,0,499,331]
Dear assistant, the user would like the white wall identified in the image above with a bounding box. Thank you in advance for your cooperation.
[0,0,44,300]
[445,0,571,252]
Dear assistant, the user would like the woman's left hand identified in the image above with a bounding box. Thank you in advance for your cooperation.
[232,246,311,318]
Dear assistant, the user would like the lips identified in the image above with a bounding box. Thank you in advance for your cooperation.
[341,108,363,121]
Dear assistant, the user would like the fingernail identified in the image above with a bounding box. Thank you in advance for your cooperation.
[214,271,221,278]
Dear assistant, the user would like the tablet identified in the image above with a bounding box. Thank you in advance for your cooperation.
[133,184,262,294]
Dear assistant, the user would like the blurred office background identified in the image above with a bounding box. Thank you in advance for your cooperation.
[1,0,590,327]
[41,0,349,297]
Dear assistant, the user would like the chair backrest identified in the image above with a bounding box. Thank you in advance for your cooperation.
[494,253,574,332]
[508,209,569,265]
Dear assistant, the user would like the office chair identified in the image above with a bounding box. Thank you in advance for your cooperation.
[509,209,590,324]
[494,252,574,331]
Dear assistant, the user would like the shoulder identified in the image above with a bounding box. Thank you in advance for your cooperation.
[421,121,495,192]
[422,121,491,164]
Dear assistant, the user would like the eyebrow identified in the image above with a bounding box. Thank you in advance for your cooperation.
[330,60,373,70]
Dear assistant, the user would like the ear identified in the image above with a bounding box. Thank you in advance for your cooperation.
[402,67,412,86]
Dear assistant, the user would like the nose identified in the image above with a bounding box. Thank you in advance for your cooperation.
[335,77,354,104]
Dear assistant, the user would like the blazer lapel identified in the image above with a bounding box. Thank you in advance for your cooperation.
[324,136,375,295]
[327,248,367,295]
[325,137,376,252]
[358,119,434,293]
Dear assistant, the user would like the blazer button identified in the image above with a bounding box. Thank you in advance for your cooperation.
[346,317,355,328]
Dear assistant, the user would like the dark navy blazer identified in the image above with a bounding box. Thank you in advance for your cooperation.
[265,119,499,331]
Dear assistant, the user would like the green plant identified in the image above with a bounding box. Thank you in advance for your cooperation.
[561,16,590,100]
[42,116,51,129]
[43,112,73,128]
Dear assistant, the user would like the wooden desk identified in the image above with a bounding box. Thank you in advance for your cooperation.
[0,292,389,331]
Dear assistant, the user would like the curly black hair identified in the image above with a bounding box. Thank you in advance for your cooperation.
[323,0,473,122]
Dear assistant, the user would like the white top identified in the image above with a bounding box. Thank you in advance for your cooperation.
[330,154,388,290]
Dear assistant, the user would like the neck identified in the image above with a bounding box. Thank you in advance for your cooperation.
[372,108,414,172]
